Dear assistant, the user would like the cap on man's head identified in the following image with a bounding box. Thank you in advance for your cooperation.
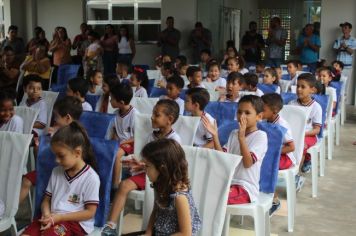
[340,22,352,29]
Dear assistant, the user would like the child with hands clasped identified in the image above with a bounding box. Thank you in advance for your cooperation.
[203,95,267,204]
[143,139,201,236]
[21,122,100,236]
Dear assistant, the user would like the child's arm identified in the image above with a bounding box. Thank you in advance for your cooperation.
[120,138,134,145]
[237,115,254,168]
[202,116,223,151]
[171,195,192,236]
[144,205,156,236]
[41,195,51,217]
[281,141,295,154]
[33,121,46,129]
[305,125,320,137]
[47,205,97,227]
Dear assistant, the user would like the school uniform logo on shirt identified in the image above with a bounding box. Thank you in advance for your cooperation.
[54,224,67,236]
[68,194,80,204]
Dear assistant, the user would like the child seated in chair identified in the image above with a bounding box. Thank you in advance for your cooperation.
[187,66,205,89]
[286,60,299,86]
[262,93,296,215]
[67,77,93,111]
[203,95,267,204]
[157,61,175,88]
[102,99,181,235]
[116,61,131,84]
[19,96,83,205]
[185,88,215,148]
[205,62,226,91]
[159,74,185,115]
[86,69,103,95]
[19,75,47,137]
[107,83,137,189]
[263,68,281,94]
[218,72,245,103]
[0,90,23,133]
[244,73,264,97]
[130,66,149,98]
[288,73,322,191]
[95,75,118,113]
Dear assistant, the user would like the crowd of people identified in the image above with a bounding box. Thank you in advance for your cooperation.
[0,15,355,236]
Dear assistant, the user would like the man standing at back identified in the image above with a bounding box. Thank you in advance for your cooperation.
[266,16,287,67]
[333,22,356,105]
[189,22,212,64]
[158,16,181,59]
[241,21,265,68]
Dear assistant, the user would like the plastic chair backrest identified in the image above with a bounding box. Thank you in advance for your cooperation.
[205,101,238,126]
[0,131,32,218]
[182,146,242,236]
[85,94,101,111]
[149,87,166,98]
[312,94,329,138]
[257,122,286,193]
[146,70,160,80]
[202,81,216,91]
[130,97,158,114]
[14,106,39,134]
[133,113,200,157]
[280,105,309,165]
[218,121,238,146]
[34,136,118,227]
[330,81,343,113]
[257,83,278,94]
[15,70,25,94]
[57,64,80,85]
[147,79,155,96]
[79,111,115,139]
[281,92,297,104]
[50,83,67,99]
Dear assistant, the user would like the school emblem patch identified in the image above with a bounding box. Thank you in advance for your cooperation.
[68,194,80,204]
[54,224,67,236]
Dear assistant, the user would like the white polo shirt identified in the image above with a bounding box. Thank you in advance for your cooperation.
[20,97,47,136]
[210,77,227,89]
[289,98,322,132]
[82,101,93,112]
[134,87,148,98]
[193,112,215,147]
[272,114,296,165]
[45,165,100,234]
[146,129,181,144]
[114,106,137,141]
[0,115,23,133]
[223,129,267,202]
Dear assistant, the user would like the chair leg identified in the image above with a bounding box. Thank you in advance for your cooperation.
[336,115,340,146]
[327,126,333,161]
[264,210,270,236]
[10,217,18,236]
[223,213,231,236]
[341,98,345,125]
[320,139,325,177]
[310,149,318,198]
[286,171,296,232]
[134,200,141,210]
[254,207,266,236]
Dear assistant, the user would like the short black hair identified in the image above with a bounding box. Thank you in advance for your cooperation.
[167,16,174,21]
[88,30,100,40]
[261,93,283,113]
[167,74,184,89]
[161,61,175,74]
[103,74,119,88]
[200,49,211,56]
[68,77,89,98]
[239,95,264,114]
[244,73,259,88]
[8,25,18,32]
[207,62,220,71]
[287,60,298,68]
[3,46,14,53]
[110,82,133,105]
[185,88,210,110]
[297,73,317,88]
[227,72,244,84]
[186,66,201,78]
[155,99,180,124]
[23,74,43,88]
[0,89,16,104]
[176,55,187,65]
[54,96,83,120]
[195,22,203,28]
[332,60,344,70]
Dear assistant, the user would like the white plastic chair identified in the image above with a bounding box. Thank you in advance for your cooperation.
[146,70,160,80]
[15,70,25,94]
[322,88,336,164]
[130,97,158,114]
[0,131,33,236]
[207,89,220,102]
[340,74,348,125]
[14,107,39,135]
[279,105,309,232]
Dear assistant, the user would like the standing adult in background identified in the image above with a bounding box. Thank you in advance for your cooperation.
[117,25,135,67]
[241,21,265,68]
[296,24,321,73]
[49,26,72,66]
[158,16,181,59]
[333,22,356,105]
[72,23,89,65]
[189,22,212,64]
[266,16,287,67]
[26,27,49,55]
[0,46,20,90]
[101,24,118,75]
[0,25,25,64]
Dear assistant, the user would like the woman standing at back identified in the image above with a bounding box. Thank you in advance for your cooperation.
[117,25,135,67]
[101,24,118,75]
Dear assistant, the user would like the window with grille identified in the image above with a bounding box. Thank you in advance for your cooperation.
[86,0,161,43]
[0,0,4,40]
[258,9,291,61]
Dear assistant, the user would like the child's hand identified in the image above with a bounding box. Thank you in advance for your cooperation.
[238,114,247,139]
[39,214,53,231]
[202,116,218,137]
[130,159,145,173]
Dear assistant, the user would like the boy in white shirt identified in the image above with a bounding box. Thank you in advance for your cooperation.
[205,62,227,91]
[288,73,322,191]
[185,88,215,148]
[20,75,47,136]
[203,95,267,203]
[262,93,296,215]
[159,75,185,115]
[218,72,245,103]
[187,66,205,89]
[67,77,93,111]
[244,73,264,97]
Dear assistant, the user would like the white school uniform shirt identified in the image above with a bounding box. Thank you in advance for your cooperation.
[82,101,93,111]
[45,165,100,234]
[275,86,281,94]
[0,115,24,133]
[193,112,215,147]
[146,129,181,144]
[134,87,148,98]
[159,96,185,115]
[223,129,267,202]
[113,106,137,141]
[255,88,264,97]
[210,77,227,89]
[87,86,104,96]
[118,74,131,84]
[272,114,296,165]
[326,86,337,103]
[19,97,47,136]
[289,99,322,133]
[239,68,249,75]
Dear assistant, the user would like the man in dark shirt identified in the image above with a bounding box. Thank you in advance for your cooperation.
[241,21,265,67]
[0,25,25,63]
[158,16,181,59]
[189,22,212,64]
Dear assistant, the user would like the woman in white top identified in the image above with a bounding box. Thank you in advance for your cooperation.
[117,25,136,67]
[83,31,103,76]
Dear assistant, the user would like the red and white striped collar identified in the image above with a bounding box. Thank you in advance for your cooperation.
[64,164,90,183]
[297,98,314,107]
